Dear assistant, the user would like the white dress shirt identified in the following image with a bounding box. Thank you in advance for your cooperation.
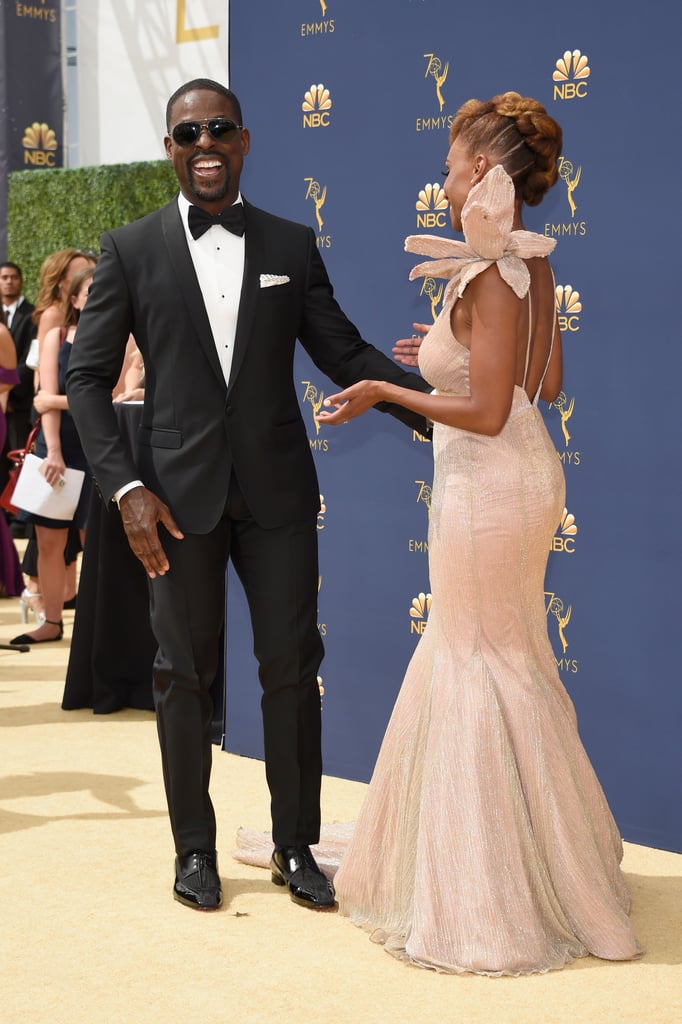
[177,191,245,387]
[2,298,20,330]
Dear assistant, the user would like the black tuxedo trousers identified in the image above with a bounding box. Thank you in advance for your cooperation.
[151,471,323,855]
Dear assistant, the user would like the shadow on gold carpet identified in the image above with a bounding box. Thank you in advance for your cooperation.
[0,592,680,1024]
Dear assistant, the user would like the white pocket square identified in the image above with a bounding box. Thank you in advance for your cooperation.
[260,274,290,288]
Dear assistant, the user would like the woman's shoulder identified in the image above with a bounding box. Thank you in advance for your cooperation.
[43,322,64,346]
[0,324,17,367]
[38,304,63,338]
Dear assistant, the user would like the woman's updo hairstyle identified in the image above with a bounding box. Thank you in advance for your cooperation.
[450,91,563,206]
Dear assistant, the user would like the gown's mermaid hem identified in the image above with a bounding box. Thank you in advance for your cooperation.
[233,166,642,975]
[233,818,641,976]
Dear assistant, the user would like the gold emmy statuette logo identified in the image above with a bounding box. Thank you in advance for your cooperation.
[546,593,572,653]
[409,591,432,635]
[416,480,432,520]
[317,494,326,530]
[553,49,590,100]
[550,391,575,448]
[552,507,578,553]
[302,84,332,128]
[22,122,58,167]
[416,183,449,230]
[556,284,582,332]
[176,0,219,42]
[420,278,444,322]
[558,156,582,219]
[304,178,327,233]
[319,0,328,14]
[423,53,449,111]
[302,380,325,436]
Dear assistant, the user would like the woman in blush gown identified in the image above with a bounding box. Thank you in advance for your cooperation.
[312,92,642,975]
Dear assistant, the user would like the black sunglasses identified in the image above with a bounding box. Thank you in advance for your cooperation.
[171,118,243,147]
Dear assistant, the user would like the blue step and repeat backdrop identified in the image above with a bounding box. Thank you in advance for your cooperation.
[224,0,681,852]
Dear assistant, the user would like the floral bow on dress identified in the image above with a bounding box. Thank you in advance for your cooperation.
[405,164,556,304]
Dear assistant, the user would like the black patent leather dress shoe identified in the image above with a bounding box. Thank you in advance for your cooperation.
[173,851,222,910]
[271,845,337,910]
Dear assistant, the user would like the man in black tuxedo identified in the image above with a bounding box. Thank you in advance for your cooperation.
[0,262,36,454]
[66,79,431,912]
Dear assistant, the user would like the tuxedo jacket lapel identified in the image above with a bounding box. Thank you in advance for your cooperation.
[227,200,265,396]
[160,201,226,388]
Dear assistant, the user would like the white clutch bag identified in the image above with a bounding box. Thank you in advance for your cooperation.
[12,453,85,521]
[25,337,40,370]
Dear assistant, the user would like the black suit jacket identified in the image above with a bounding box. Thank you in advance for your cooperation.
[7,297,36,415]
[67,198,431,534]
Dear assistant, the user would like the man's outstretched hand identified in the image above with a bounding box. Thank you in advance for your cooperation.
[392,323,430,367]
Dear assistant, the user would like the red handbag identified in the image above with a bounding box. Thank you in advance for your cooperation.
[0,419,41,515]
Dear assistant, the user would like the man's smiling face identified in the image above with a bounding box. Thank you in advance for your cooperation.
[164,89,250,212]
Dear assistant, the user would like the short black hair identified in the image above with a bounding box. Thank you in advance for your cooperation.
[165,79,243,131]
[0,261,22,277]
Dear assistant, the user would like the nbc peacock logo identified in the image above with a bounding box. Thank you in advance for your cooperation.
[22,121,58,167]
[302,84,332,127]
[409,591,432,635]
[415,183,448,229]
[552,49,590,101]
[555,285,582,332]
[551,507,578,553]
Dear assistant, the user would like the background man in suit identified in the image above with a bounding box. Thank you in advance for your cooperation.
[67,79,431,913]
[0,263,36,497]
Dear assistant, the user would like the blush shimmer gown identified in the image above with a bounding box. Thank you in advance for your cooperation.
[235,167,641,975]
[332,167,641,974]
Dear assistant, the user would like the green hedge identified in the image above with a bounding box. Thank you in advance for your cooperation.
[7,161,178,299]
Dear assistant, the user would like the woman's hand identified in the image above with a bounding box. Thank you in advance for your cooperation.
[392,323,430,366]
[113,387,145,403]
[33,390,65,414]
[315,379,386,426]
[41,448,66,488]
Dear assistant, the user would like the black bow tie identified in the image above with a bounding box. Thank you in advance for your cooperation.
[188,203,246,240]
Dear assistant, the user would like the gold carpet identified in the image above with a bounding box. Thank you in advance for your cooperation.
[0,589,680,1024]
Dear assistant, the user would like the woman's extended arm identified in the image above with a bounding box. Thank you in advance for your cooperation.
[38,326,65,485]
[33,390,69,413]
[318,267,520,436]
